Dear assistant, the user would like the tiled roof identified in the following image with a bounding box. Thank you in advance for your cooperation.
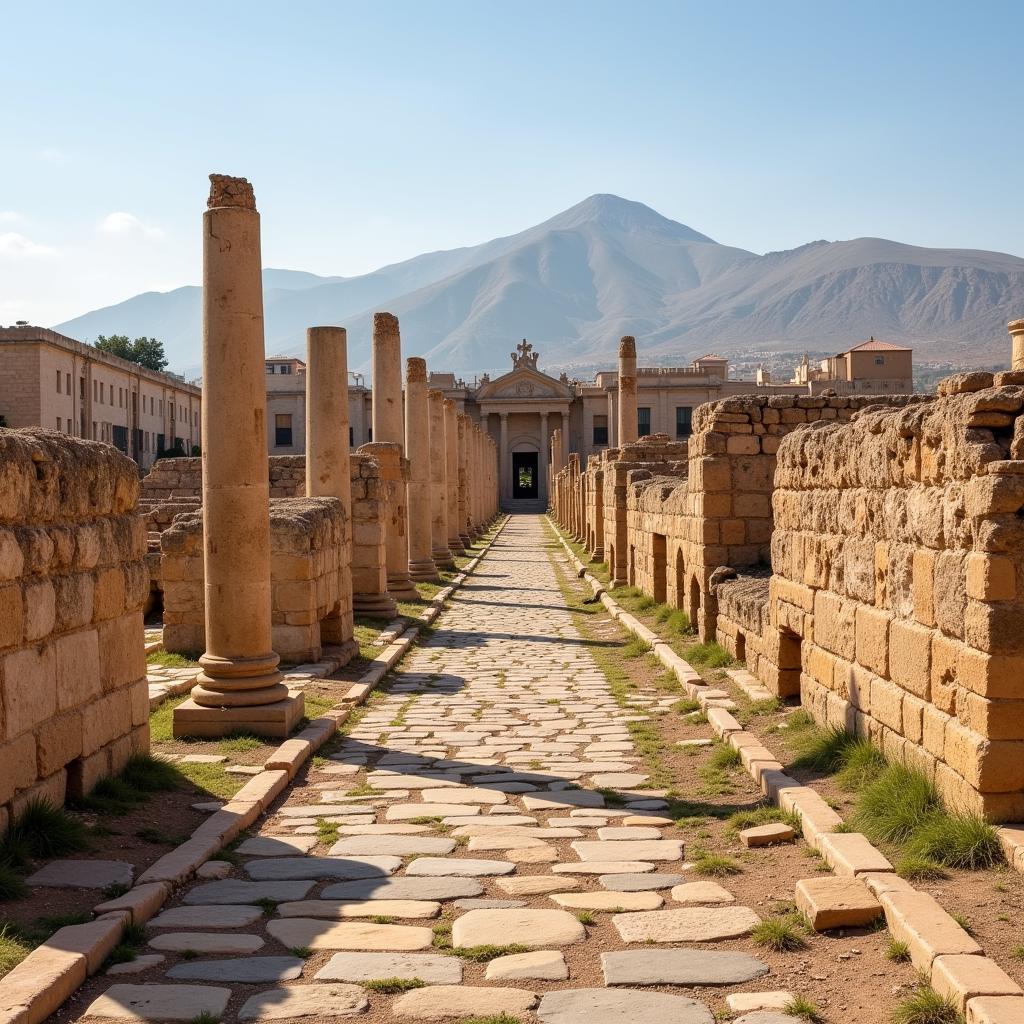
[846,339,910,352]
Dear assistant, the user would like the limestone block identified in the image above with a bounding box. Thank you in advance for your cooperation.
[813,590,855,660]
[881,890,982,971]
[966,553,1016,603]
[795,876,882,930]
[35,710,83,778]
[932,955,1022,1013]
[0,733,37,804]
[855,606,890,678]
[22,580,56,641]
[1,644,56,735]
[53,630,102,711]
[889,618,932,698]
[0,583,24,648]
[98,611,146,691]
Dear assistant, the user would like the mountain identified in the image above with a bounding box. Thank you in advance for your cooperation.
[55,195,1024,377]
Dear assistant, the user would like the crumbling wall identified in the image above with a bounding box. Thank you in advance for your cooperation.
[770,373,1024,821]
[161,497,350,664]
[0,429,148,832]
[349,451,388,606]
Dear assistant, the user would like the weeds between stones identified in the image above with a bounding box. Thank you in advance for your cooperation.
[218,733,263,754]
[575,911,596,925]
[458,1015,524,1024]
[891,985,964,1024]
[896,855,948,882]
[289,946,313,958]
[362,977,426,993]
[317,819,341,844]
[621,636,652,659]
[751,916,809,952]
[190,1013,220,1024]
[692,853,743,877]
[4,798,89,860]
[725,805,801,834]
[147,650,200,669]
[886,939,911,963]
[684,641,733,668]
[949,911,975,936]
[785,995,825,1023]
[449,943,530,962]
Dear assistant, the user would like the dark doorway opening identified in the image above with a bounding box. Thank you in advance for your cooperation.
[512,452,539,499]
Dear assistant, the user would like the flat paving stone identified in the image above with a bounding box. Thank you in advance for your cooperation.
[327,836,456,857]
[314,952,463,983]
[267,918,433,950]
[167,957,304,983]
[671,881,737,904]
[590,772,648,788]
[466,834,550,851]
[601,949,770,986]
[454,898,528,909]
[740,823,796,847]
[236,835,318,856]
[552,861,655,874]
[727,992,796,1012]
[106,955,166,976]
[550,890,663,911]
[508,845,559,863]
[495,876,583,896]
[405,856,515,876]
[596,826,663,840]
[393,985,539,1019]
[183,881,314,905]
[150,904,265,927]
[452,908,586,948]
[322,877,484,901]
[600,872,683,891]
[245,855,401,880]
[83,984,232,1020]
[486,949,568,980]
[27,859,134,890]
[386,803,480,820]
[571,839,683,862]
[238,985,368,1020]
[734,1015,802,1024]
[277,899,440,919]
[537,988,714,1024]
[614,906,761,943]
[149,932,265,954]
[419,787,507,804]
[524,792,605,810]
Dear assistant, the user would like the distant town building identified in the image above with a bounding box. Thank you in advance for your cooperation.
[0,326,202,471]
[760,337,913,395]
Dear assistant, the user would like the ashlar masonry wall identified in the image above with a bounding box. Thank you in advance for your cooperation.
[0,428,148,833]
[770,374,1024,821]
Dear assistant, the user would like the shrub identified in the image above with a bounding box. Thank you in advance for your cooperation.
[9,799,88,858]
[685,642,733,668]
[896,856,948,882]
[791,725,857,774]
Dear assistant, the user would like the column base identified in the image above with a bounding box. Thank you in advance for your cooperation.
[387,573,420,601]
[432,547,456,570]
[447,537,466,556]
[322,638,360,669]
[353,592,399,619]
[458,532,473,548]
[409,559,441,583]
[172,693,305,739]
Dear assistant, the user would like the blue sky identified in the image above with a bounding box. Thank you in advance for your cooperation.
[2,0,1021,326]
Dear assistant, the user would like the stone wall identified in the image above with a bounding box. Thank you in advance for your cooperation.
[0,428,148,833]
[769,374,1024,821]
[349,451,388,607]
[161,497,351,664]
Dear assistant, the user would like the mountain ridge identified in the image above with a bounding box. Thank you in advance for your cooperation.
[54,194,1024,377]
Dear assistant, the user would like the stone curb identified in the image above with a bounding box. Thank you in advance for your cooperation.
[0,516,509,1024]
[548,517,1024,1023]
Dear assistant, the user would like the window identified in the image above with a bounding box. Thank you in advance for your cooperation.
[266,364,275,374]
[368,428,372,442]
[638,407,652,437]
[80,377,85,399]
[349,427,354,446]
[66,373,71,395]
[675,406,693,438]
[93,380,98,401]
[56,417,62,431]
[275,413,293,447]
[56,371,62,393]
[592,414,608,446]
[278,363,291,374]
[92,421,97,439]
[875,356,885,365]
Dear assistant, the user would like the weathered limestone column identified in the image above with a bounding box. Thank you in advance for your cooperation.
[1010,319,1024,370]
[305,325,356,657]
[471,423,483,536]
[560,410,570,468]
[372,312,418,601]
[539,410,550,506]
[457,414,472,546]
[444,399,465,555]
[497,413,509,505]
[428,390,454,569]
[617,335,638,446]
[405,357,439,582]
[174,174,302,739]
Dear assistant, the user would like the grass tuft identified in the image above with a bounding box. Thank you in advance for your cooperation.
[0,922,33,976]
[792,725,857,774]
[8,798,89,858]
[886,939,911,963]
[785,995,825,1023]
[853,764,939,846]
[120,754,180,792]
[685,641,733,668]
[708,744,741,770]
[906,812,1003,870]
[891,985,964,1024]
[896,855,948,882]
[692,853,743,877]
[362,977,426,993]
[751,917,808,952]
[449,943,530,962]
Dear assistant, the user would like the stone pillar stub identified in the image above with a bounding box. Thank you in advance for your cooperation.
[305,325,356,658]
[428,390,454,568]
[174,173,303,739]
[372,312,417,601]
[405,357,440,582]
[617,335,638,446]
[457,413,472,546]
[1010,319,1024,371]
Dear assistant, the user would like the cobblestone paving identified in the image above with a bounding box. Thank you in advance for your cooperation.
[82,517,797,1024]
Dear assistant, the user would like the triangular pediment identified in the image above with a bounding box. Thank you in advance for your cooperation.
[476,364,573,401]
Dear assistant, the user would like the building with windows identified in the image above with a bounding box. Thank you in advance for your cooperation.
[264,337,912,511]
[0,326,201,472]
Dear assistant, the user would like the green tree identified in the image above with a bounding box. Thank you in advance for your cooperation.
[94,335,168,372]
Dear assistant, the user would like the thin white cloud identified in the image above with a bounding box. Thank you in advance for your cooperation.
[36,147,69,164]
[0,232,55,258]
[99,211,164,239]
[0,211,23,224]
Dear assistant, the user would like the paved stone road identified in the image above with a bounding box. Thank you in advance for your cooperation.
[83,516,797,1024]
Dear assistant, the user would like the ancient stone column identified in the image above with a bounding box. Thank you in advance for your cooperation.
[1010,319,1024,371]
[428,390,454,569]
[498,413,509,505]
[305,326,356,657]
[457,414,472,546]
[405,357,439,582]
[372,312,418,601]
[174,174,302,739]
[444,399,465,555]
[617,335,638,446]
